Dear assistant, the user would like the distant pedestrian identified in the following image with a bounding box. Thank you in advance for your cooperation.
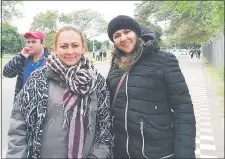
[197,49,201,59]
[99,50,103,61]
[103,50,107,61]
[95,51,99,61]
[191,50,194,59]
[195,50,198,58]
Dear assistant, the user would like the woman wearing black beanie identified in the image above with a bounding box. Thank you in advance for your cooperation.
[106,15,196,159]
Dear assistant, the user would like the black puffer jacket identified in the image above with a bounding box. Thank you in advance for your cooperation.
[107,26,196,158]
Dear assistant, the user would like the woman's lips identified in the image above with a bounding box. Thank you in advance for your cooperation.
[122,42,130,47]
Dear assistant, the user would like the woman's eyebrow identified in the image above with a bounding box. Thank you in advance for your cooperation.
[59,42,79,45]
[113,33,120,36]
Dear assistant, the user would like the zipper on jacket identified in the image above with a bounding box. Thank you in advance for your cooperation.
[161,153,174,158]
[140,118,148,159]
[124,44,143,158]
[125,73,131,158]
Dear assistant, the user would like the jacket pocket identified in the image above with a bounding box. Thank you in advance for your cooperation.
[143,116,174,141]
[148,116,173,131]
[139,119,174,159]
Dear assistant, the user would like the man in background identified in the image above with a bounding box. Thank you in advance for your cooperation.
[3,31,50,99]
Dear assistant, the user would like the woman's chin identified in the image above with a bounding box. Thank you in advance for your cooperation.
[120,46,135,54]
[63,60,79,66]
[123,48,133,54]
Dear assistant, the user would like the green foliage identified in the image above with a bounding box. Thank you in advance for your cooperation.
[135,1,224,45]
[135,1,164,44]
[29,9,108,52]
[2,1,24,23]
[94,40,103,51]
[45,32,55,50]
[85,39,93,52]
[59,10,108,39]
[29,10,59,50]
[30,10,59,33]
[102,40,111,50]
[203,57,224,116]
[84,39,104,52]
[2,23,25,55]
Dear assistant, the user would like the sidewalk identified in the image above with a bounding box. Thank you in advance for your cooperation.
[2,55,223,158]
[177,55,224,158]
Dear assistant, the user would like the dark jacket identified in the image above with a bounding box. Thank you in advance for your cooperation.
[3,48,50,98]
[107,26,196,158]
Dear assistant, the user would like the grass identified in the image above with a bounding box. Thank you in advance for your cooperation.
[203,57,224,116]
[1,56,13,76]
[1,55,13,66]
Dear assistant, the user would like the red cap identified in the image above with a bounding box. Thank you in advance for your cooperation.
[24,31,45,39]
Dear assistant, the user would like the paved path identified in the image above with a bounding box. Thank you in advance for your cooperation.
[176,54,224,158]
[1,78,16,158]
[1,55,224,158]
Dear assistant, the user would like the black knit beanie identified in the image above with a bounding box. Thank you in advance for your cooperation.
[107,15,141,42]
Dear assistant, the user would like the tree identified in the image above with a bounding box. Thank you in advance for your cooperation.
[102,40,111,50]
[45,32,55,50]
[94,40,103,51]
[135,1,224,45]
[29,9,107,50]
[30,10,59,34]
[29,10,59,49]
[2,1,24,23]
[59,9,108,39]
[85,39,93,52]
[134,1,163,44]
[84,39,105,52]
[165,1,224,43]
[2,23,25,55]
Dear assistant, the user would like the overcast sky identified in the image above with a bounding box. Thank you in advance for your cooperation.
[12,1,141,41]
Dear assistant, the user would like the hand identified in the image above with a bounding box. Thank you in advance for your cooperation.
[21,47,31,58]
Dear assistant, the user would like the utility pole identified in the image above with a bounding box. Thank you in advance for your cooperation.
[92,39,95,59]
[93,40,95,53]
